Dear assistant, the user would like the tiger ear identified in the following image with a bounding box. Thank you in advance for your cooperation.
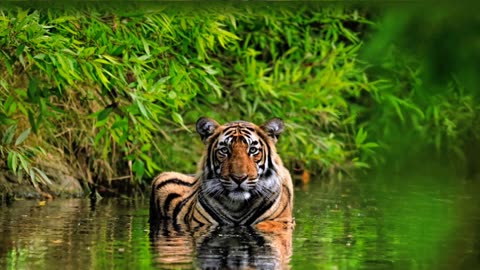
[196,117,219,144]
[261,118,284,143]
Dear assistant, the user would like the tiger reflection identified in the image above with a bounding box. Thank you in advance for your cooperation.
[150,223,292,270]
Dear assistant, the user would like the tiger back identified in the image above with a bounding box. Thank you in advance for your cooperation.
[150,117,294,229]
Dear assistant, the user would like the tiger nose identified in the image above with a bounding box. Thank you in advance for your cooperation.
[230,174,248,184]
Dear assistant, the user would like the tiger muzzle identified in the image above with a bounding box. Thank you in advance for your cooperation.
[230,174,248,185]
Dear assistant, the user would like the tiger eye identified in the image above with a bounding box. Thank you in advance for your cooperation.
[248,147,259,155]
[219,147,229,154]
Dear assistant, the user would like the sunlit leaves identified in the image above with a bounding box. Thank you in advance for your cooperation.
[171,112,189,131]
[0,4,421,187]
[1,6,243,184]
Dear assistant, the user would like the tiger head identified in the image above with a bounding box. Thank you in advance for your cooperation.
[196,117,285,210]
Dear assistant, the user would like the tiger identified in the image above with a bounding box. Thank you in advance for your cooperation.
[149,117,294,229]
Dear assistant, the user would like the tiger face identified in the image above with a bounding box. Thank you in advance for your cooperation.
[196,117,285,213]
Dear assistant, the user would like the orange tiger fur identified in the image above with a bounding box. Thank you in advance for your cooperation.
[149,117,294,229]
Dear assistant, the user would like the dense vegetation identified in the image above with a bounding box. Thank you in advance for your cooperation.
[0,3,478,197]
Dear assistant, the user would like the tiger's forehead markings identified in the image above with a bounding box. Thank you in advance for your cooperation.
[218,122,259,145]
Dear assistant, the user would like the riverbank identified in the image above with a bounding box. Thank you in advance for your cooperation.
[0,158,83,201]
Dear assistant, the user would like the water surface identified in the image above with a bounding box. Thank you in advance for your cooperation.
[1,171,479,269]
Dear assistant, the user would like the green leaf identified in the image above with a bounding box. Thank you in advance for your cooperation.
[33,54,46,60]
[172,112,189,131]
[81,47,96,58]
[27,109,38,134]
[29,168,36,184]
[15,44,26,57]
[7,152,18,173]
[200,64,219,75]
[204,77,222,97]
[111,118,128,130]
[18,154,29,172]
[111,45,126,56]
[28,78,39,102]
[15,128,31,146]
[51,15,78,24]
[141,37,151,56]
[151,76,170,92]
[2,52,13,76]
[4,96,17,115]
[141,143,151,152]
[355,127,367,145]
[136,100,149,119]
[132,159,145,179]
[94,128,107,145]
[140,154,161,173]
[0,113,15,125]
[97,107,113,122]
[32,167,53,185]
[2,125,17,145]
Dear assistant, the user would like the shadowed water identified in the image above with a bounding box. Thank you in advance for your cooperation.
[0,170,479,269]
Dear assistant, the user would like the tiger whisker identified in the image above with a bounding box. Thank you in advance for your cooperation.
[203,181,225,199]
[255,184,275,200]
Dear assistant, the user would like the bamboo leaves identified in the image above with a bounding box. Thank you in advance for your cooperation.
[15,128,30,146]
[2,125,16,145]
[2,4,446,189]
[0,122,47,186]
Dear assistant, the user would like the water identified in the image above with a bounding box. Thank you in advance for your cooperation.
[1,171,479,269]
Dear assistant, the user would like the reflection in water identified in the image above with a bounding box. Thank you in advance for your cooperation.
[196,226,291,269]
[149,224,196,268]
[0,198,152,270]
[150,223,292,269]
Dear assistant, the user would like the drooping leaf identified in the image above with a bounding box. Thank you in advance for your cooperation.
[132,159,145,179]
[15,128,31,146]
[7,152,18,173]
[2,125,17,145]
[97,107,113,122]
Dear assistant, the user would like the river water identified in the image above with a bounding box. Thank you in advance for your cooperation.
[1,166,479,269]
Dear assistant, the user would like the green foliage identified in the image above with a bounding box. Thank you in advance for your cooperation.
[2,3,477,193]
[0,123,50,189]
[360,5,480,171]
[0,4,379,191]
[184,6,378,176]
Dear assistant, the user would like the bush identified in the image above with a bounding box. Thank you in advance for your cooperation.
[0,4,378,194]
[1,3,478,195]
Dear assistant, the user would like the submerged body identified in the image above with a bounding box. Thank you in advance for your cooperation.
[150,117,293,229]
